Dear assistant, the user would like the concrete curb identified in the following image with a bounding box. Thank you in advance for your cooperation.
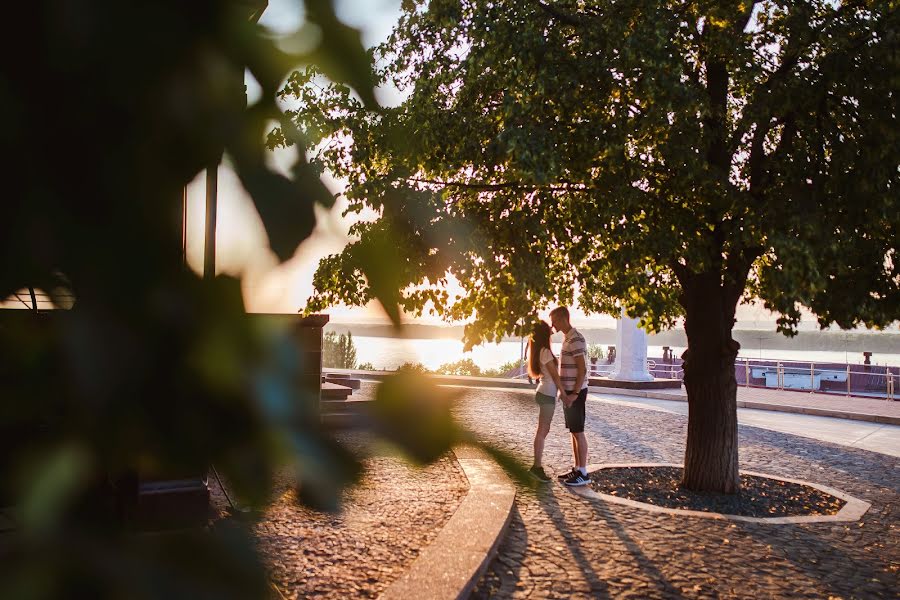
[571,463,871,525]
[329,368,534,390]
[381,446,516,600]
[589,385,688,402]
[734,400,900,426]
[588,385,900,426]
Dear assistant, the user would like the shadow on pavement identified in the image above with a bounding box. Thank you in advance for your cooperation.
[536,487,612,597]
[587,414,670,462]
[737,521,895,597]
[469,505,527,598]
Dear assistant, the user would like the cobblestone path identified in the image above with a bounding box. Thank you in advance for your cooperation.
[458,388,899,599]
[248,408,469,598]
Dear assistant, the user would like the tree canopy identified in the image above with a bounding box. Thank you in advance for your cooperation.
[279,0,899,348]
[323,331,359,368]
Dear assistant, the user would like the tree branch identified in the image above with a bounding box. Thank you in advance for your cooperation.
[734,1,763,36]
[723,246,764,312]
[407,177,588,192]
[536,1,586,27]
[670,261,693,287]
[728,0,870,157]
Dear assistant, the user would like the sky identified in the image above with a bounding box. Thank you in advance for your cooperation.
[184,0,406,324]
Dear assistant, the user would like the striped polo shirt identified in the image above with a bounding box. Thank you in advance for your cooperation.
[560,327,588,391]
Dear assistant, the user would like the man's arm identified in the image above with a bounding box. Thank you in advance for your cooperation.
[566,354,586,405]
[573,354,587,392]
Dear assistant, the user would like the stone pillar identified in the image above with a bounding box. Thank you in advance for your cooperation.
[610,307,654,382]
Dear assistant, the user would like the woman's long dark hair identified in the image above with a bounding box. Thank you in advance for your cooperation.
[528,321,554,379]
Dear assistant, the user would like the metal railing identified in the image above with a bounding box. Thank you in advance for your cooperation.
[590,359,681,379]
[510,355,896,400]
[737,358,896,400]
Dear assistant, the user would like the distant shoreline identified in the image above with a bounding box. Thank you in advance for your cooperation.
[325,323,900,354]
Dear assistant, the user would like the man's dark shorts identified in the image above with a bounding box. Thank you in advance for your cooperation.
[563,388,588,433]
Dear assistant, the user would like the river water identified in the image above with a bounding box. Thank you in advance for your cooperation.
[352,336,900,371]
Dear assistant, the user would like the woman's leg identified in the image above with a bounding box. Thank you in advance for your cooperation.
[533,402,555,468]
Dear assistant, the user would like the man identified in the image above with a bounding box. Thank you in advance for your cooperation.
[549,306,590,486]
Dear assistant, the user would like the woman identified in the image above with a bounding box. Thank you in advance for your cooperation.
[527,320,564,483]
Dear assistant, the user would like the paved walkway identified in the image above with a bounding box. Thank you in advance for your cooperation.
[212,427,469,599]
[591,391,900,458]
[736,386,900,418]
[456,387,899,599]
[226,381,898,598]
[628,384,900,421]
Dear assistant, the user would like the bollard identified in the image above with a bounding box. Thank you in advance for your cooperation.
[810,362,815,393]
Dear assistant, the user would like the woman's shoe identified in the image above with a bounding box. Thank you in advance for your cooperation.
[528,466,552,483]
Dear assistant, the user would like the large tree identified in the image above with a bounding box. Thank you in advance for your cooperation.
[277,0,899,492]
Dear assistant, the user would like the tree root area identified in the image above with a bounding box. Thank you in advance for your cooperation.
[589,466,845,518]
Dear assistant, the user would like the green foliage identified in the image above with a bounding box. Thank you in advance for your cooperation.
[0,1,483,596]
[281,0,899,346]
[323,331,358,369]
[482,359,525,378]
[436,358,483,376]
[357,361,376,371]
[396,361,431,374]
[433,357,525,378]
[587,344,605,361]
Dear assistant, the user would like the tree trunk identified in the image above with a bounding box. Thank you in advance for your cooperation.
[680,272,741,493]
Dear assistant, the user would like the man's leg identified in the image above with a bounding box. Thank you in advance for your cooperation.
[573,432,588,469]
[570,433,578,468]
[558,395,578,480]
[572,389,588,472]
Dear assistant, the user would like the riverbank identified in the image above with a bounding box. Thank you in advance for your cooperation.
[325,323,900,355]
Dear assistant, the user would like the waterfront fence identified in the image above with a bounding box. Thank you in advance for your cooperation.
[631,357,896,400]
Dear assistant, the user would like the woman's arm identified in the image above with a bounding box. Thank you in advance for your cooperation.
[544,358,565,400]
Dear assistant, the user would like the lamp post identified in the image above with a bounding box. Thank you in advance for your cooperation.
[198,0,269,281]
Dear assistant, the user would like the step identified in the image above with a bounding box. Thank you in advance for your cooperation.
[321,381,353,400]
[320,398,373,414]
[321,412,365,429]
[324,375,362,389]
[588,377,682,390]
[135,478,209,531]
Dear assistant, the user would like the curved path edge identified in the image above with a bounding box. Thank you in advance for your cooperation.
[571,462,871,524]
[380,445,516,600]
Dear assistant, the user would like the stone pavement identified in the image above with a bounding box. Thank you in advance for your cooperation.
[592,391,900,458]
[215,424,469,599]
[617,384,900,422]
[457,387,899,599]
[735,387,900,421]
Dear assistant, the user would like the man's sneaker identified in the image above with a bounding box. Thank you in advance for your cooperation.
[557,467,577,481]
[528,466,552,483]
[564,470,590,487]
